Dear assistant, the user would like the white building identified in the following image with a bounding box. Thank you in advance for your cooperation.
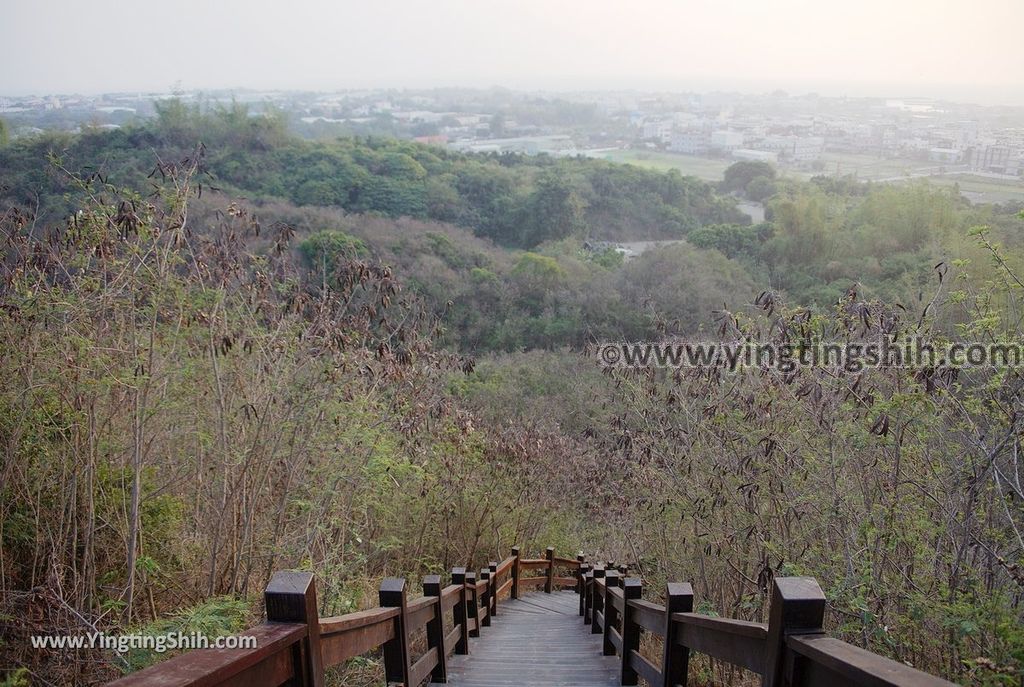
[642,119,673,143]
[710,130,745,151]
[791,136,825,161]
[756,135,824,162]
[669,129,709,155]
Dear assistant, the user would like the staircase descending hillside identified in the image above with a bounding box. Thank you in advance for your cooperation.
[107,546,957,687]
[437,591,619,687]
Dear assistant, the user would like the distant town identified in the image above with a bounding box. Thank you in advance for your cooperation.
[4,86,1024,203]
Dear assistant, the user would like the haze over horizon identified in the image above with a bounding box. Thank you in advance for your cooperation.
[4,0,1024,106]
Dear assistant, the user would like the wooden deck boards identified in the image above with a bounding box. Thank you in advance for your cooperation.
[433,591,619,687]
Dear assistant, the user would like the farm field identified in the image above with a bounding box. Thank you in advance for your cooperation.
[912,174,1024,204]
[602,149,733,181]
[601,149,934,183]
[606,148,1024,204]
[810,152,935,180]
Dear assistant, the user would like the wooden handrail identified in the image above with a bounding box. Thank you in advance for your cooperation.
[580,573,956,687]
[673,611,768,639]
[518,558,547,567]
[105,622,306,687]
[628,651,661,687]
[786,635,958,687]
[408,647,439,687]
[494,556,515,577]
[320,606,399,636]
[320,603,400,670]
[103,547,956,687]
[626,598,664,634]
[675,613,768,674]
[321,608,397,668]
[439,583,462,613]
[607,585,625,613]
[405,595,436,632]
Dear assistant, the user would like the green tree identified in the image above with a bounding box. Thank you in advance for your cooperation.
[621,242,757,334]
[298,230,367,268]
[519,172,586,247]
[153,98,199,145]
[745,175,777,201]
[721,160,777,195]
[687,222,771,260]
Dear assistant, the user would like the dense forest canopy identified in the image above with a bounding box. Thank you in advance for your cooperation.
[2,103,1021,353]
[1,103,1023,686]
[0,102,744,247]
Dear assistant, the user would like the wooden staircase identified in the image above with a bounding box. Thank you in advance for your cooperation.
[106,546,956,687]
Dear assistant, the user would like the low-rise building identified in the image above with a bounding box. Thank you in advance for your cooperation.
[755,135,824,161]
[968,144,1017,174]
[791,135,825,161]
[710,130,745,151]
[669,129,710,155]
[642,119,673,143]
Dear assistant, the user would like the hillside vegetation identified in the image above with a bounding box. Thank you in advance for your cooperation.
[0,101,743,247]
[0,106,1023,685]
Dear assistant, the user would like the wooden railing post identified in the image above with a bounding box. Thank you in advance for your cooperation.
[451,567,469,655]
[591,566,605,634]
[763,577,826,687]
[265,571,324,687]
[466,570,480,638]
[489,561,498,617]
[480,567,492,627]
[576,553,586,595]
[579,563,592,617]
[581,565,593,621]
[620,577,643,686]
[602,568,620,655]
[511,546,521,599]
[423,574,448,683]
[545,547,555,593]
[379,578,410,686]
[661,582,693,687]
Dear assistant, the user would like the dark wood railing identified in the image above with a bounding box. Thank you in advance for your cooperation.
[105,546,581,687]
[105,549,956,687]
[580,563,957,687]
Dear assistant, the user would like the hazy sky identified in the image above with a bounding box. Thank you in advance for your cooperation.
[4,0,1024,104]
